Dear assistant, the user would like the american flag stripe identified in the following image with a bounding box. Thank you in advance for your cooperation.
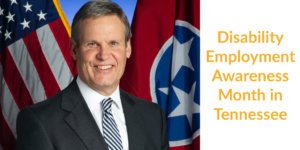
[1,108,17,138]
[0,112,16,150]
[1,63,19,138]
[1,80,19,137]
[8,39,47,103]
[22,31,61,98]
[0,64,18,148]
[48,19,77,76]
[36,24,73,89]
[1,50,35,108]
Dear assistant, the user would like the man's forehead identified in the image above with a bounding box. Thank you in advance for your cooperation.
[76,15,126,40]
[77,15,126,34]
[80,14,123,24]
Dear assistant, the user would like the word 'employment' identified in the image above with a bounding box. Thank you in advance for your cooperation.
[218,31,284,46]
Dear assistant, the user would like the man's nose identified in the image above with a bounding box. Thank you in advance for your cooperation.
[96,44,110,60]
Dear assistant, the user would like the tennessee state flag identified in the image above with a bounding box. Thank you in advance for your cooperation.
[120,0,200,149]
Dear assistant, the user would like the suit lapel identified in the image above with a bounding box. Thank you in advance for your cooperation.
[61,79,108,150]
[121,90,147,150]
[60,80,147,150]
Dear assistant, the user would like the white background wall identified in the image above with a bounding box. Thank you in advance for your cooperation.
[201,0,300,149]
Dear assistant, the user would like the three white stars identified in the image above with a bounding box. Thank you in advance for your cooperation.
[37,10,47,21]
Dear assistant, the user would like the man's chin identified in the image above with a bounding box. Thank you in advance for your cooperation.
[92,82,118,95]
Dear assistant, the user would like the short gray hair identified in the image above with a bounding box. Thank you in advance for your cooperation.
[71,0,132,45]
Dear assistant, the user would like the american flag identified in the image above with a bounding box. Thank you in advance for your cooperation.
[0,0,76,149]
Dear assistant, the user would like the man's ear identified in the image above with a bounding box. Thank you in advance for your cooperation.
[70,38,77,60]
[126,39,132,59]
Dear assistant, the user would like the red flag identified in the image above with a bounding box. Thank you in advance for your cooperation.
[0,0,76,149]
[121,0,200,149]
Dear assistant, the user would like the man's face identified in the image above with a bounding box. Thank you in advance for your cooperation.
[70,15,131,96]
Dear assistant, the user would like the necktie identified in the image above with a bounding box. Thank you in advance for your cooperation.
[102,98,123,150]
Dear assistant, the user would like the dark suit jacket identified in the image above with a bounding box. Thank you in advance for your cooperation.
[16,79,169,150]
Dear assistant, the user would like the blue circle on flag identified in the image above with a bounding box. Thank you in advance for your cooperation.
[150,20,200,144]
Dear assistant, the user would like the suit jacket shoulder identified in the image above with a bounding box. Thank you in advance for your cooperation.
[16,79,108,150]
[120,89,162,112]
[120,90,169,150]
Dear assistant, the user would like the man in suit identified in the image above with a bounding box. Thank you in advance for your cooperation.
[16,1,169,150]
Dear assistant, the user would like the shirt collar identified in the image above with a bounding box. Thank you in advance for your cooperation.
[76,76,122,110]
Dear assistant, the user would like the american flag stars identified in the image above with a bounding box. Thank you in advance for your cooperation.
[1,0,48,42]
[20,19,30,29]
[10,0,18,6]
[23,2,32,12]
[4,29,12,39]
[0,7,4,16]
[37,10,47,21]
[6,12,15,23]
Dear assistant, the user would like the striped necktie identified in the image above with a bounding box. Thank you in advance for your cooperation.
[102,98,123,150]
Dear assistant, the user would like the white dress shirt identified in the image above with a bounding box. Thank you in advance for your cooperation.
[76,77,129,150]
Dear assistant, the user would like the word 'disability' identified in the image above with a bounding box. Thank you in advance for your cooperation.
[218,31,284,46]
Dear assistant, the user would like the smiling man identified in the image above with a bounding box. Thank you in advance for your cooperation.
[72,15,131,96]
[16,1,169,150]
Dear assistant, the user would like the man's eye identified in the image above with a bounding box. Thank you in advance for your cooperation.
[85,42,98,49]
[88,42,97,46]
[110,41,117,46]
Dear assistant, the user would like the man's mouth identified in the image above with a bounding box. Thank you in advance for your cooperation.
[97,65,113,70]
